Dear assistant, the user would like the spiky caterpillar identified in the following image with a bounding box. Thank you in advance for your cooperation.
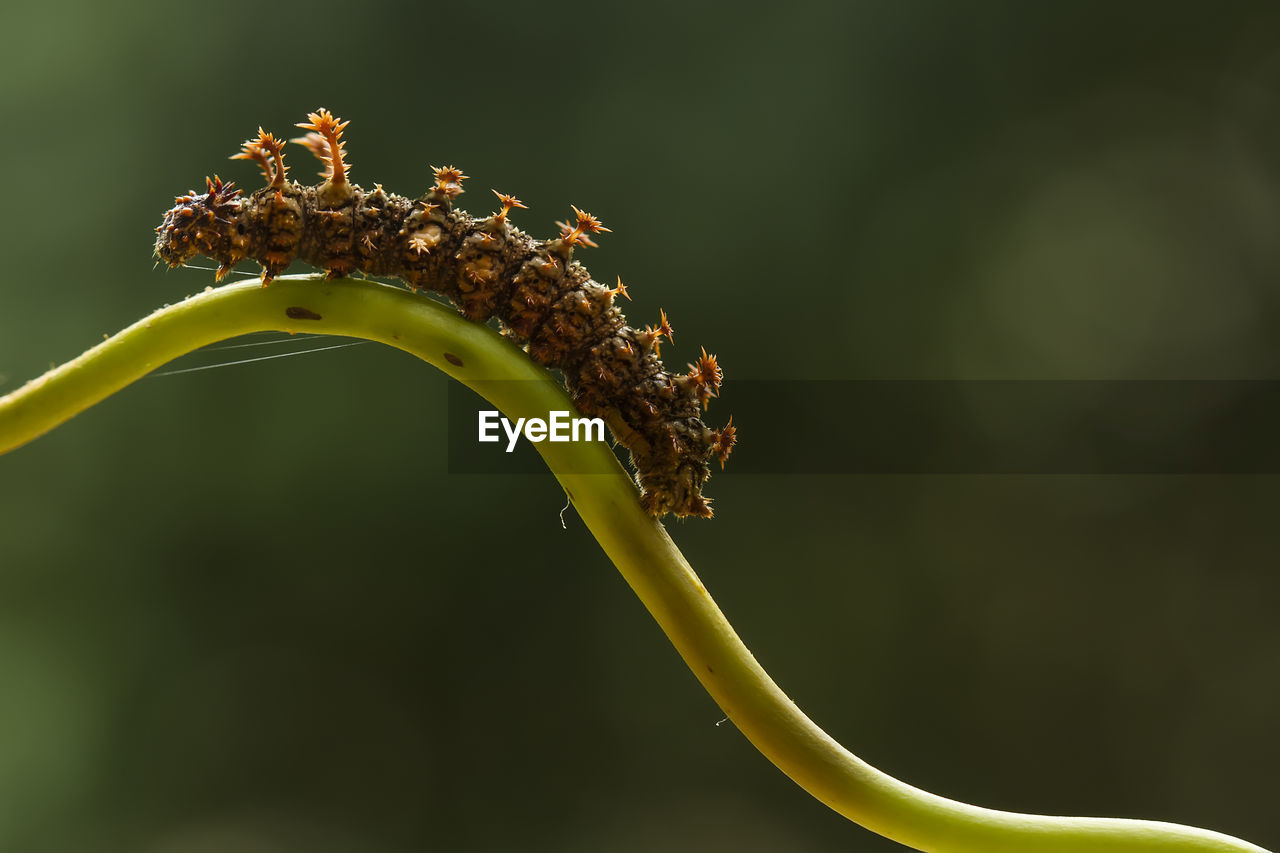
[154,109,735,518]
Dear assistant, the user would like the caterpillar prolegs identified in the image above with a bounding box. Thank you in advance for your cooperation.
[154,109,736,518]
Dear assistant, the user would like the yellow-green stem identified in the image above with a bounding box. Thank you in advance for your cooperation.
[0,276,1268,852]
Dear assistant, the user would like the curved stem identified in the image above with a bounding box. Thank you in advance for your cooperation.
[0,276,1268,853]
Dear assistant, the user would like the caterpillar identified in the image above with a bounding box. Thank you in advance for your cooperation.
[154,109,735,518]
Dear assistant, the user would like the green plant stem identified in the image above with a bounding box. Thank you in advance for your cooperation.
[0,276,1268,852]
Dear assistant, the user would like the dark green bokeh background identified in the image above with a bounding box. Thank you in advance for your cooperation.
[2,2,1278,851]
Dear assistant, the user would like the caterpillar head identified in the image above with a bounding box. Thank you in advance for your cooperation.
[154,176,244,269]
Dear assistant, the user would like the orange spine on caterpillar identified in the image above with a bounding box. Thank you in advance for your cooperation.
[155,109,736,517]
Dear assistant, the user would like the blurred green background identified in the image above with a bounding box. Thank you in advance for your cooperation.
[2,1,1278,851]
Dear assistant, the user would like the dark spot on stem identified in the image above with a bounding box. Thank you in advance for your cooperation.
[286,306,323,321]
[443,352,464,367]
[707,664,715,674]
